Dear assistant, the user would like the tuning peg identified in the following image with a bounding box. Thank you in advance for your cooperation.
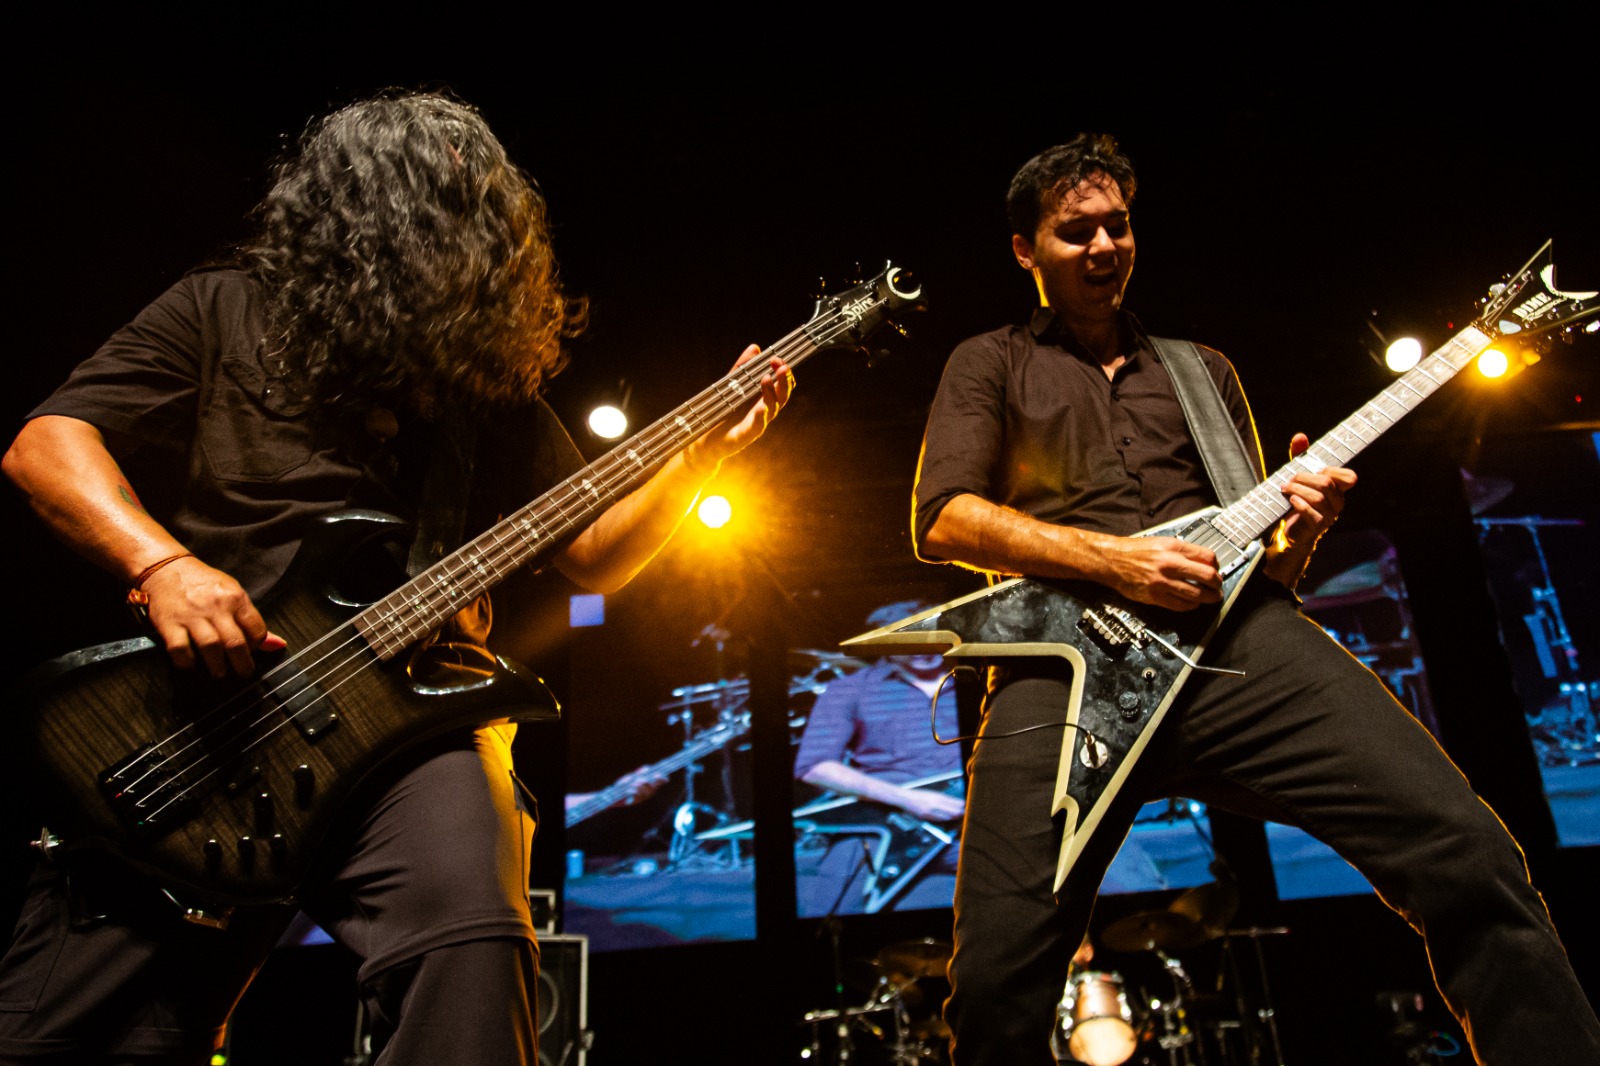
[849,262,863,285]
[889,322,909,338]
[812,277,828,301]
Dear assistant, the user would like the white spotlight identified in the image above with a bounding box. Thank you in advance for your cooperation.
[1384,337,1423,373]
[697,495,732,529]
[587,404,628,439]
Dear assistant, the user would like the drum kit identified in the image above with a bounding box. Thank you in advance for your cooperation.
[801,937,953,1065]
[1053,881,1289,1066]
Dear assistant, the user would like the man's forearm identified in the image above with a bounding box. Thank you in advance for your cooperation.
[921,493,1119,583]
[921,493,1224,613]
[553,447,716,594]
[2,415,187,583]
[802,760,916,809]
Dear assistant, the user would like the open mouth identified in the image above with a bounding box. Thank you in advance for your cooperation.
[1085,269,1118,287]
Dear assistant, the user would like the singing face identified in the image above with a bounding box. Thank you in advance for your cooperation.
[1012,171,1135,325]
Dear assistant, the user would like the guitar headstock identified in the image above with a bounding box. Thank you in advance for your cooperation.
[805,261,926,354]
[1477,240,1599,346]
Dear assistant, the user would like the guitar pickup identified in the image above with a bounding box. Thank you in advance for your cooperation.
[269,665,340,741]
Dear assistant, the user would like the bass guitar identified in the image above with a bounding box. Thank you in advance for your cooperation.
[843,243,1596,891]
[18,264,924,907]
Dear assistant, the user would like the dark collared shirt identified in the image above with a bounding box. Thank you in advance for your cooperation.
[793,660,963,786]
[31,270,583,599]
[913,309,1262,560]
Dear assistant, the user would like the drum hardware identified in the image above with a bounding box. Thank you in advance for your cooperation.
[801,960,943,1065]
[1476,515,1597,767]
[1217,926,1290,1066]
[1054,970,1142,1066]
[1084,880,1295,1066]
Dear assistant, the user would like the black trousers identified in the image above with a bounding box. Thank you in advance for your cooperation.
[945,583,1600,1065]
[0,728,539,1064]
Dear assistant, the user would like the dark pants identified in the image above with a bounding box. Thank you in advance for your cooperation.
[945,584,1600,1065]
[0,728,539,1064]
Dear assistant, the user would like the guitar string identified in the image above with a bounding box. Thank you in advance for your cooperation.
[125,315,831,818]
[127,297,1452,826]
[1207,332,1483,547]
[126,294,892,827]
[129,320,827,823]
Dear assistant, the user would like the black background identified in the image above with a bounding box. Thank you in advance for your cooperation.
[6,20,1597,1064]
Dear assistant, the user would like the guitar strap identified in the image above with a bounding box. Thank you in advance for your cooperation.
[406,411,479,578]
[1149,337,1258,505]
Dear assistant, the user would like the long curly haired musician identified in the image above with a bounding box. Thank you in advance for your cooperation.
[242,91,585,411]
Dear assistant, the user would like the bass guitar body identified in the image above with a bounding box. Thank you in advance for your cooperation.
[18,510,556,906]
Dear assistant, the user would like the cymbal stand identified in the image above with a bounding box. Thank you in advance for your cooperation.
[1222,928,1288,1066]
[1153,950,1204,1066]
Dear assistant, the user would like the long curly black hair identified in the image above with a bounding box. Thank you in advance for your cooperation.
[241,91,583,411]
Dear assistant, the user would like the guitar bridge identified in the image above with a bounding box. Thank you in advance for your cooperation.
[1079,606,1149,653]
[99,743,198,835]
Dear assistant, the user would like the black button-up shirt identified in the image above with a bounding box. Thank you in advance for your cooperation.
[913,308,1262,561]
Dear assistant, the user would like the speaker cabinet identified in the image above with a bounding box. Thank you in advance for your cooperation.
[538,933,590,1066]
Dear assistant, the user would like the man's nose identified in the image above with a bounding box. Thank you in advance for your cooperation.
[1088,226,1116,255]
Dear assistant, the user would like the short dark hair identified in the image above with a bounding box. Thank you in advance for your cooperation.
[1006,133,1137,239]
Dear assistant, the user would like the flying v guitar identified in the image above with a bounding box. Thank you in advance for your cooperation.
[17,264,924,907]
[842,243,1596,891]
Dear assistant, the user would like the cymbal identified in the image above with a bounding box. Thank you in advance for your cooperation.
[1168,881,1239,939]
[838,957,925,1007]
[876,937,953,979]
[1461,469,1515,515]
[1301,560,1390,610]
[1101,910,1206,953]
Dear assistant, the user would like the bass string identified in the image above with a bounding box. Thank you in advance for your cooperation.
[360,315,830,648]
[127,326,809,808]
[128,298,881,822]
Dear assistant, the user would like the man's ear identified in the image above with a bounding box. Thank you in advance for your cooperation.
[1012,233,1035,270]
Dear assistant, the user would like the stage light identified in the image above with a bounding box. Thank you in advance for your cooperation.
[1476,349,1510,378]
[1384,337,1423,373]
[697,494,732,529]
[587,404,628,439]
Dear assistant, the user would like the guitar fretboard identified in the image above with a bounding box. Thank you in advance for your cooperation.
[349,293,885,659]
[1208,325,1493,549]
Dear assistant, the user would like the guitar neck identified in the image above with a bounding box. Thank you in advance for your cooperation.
[565,716,749,826]
[352,326,829,660]
[1210,325,1493,547]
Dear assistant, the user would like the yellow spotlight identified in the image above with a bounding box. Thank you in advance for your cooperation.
[1384,337,1423,373]
[587,404,628,439]
[1476,349,1510,379]
[697,494,732,529]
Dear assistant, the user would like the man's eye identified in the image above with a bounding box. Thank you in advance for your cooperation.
[1104,221,1129,238]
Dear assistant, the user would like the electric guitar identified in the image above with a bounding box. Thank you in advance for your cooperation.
[794,770,964,913]
[17,264,924,906]
[843,243,1596,891]
[698,770,965,913]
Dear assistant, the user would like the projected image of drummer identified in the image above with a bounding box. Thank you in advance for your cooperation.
[790,600,965,917]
